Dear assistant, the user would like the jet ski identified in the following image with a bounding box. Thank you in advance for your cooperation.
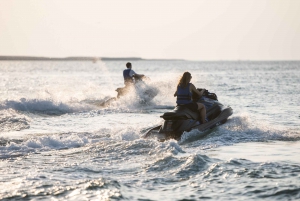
[143,89,233,141]
[100,75,158,106]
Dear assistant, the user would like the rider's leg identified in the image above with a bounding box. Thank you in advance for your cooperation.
[197,103,206,124]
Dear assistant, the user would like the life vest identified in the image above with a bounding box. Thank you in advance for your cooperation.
[123,69,134,84]
[176,83,192,105]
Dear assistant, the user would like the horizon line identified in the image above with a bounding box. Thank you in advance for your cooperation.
[0,55,299,62]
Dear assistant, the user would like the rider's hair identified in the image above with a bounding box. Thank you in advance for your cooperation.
[126,62,132,68]
[178,72,191,88]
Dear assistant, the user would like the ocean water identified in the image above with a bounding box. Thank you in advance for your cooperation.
[0,60,299,200]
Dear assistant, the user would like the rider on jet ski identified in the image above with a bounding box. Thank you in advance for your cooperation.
[99,62,154,106]
[123,62,145,86]
[174,72,207,124]
[116,62,147,98]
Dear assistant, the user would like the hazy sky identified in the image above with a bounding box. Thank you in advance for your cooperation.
[0,0,299,60]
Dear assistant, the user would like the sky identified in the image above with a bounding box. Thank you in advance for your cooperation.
[0,0,299,61]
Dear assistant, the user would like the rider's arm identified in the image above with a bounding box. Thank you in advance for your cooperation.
[190,84,205,96]
[129,70,136,77]
[133,74,144,78]
[130,70,145,80]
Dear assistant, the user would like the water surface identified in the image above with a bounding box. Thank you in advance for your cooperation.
[0,60,299,200]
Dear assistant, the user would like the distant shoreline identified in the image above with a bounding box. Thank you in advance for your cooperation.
[0,56,297,62]
[0,56,143,61]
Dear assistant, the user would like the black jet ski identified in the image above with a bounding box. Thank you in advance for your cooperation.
[143,89,233,141]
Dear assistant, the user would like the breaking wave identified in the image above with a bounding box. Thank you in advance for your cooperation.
[0,109,30,132]
[0,98,92,115]
[179,114,300,146]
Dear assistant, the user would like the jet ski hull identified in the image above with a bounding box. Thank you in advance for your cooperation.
[143,90,233,141]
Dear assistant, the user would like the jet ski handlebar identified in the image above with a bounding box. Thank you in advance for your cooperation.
[133,74,151,83]
[194,88,218,101]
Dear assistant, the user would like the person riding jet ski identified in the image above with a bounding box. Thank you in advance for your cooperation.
[123,62,145,86]
[100,62,157,106]
[174,71,206,124]
[143,71,233,141]
[117,62,147,98]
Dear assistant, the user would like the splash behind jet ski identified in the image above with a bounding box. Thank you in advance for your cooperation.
[143,89,233,141]
[101,75,158,107]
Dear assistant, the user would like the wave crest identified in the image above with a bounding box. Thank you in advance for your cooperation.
[0,109,30,132]
[0,98,93,115]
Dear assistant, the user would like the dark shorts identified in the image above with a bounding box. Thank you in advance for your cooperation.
[178,102,198,111]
